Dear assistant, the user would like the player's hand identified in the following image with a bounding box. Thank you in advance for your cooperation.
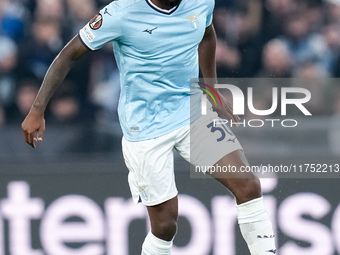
[21,108,45,148]
[211,92,241,124]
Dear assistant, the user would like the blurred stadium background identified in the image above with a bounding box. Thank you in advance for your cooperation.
[1,0,340,254]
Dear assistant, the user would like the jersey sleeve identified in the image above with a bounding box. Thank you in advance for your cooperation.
[205,0,215,27]
[79,3,121,51]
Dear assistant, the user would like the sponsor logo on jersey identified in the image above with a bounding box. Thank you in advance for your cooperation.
[89,14,103,30]
[130,127,140,133]
[227,138,236,143]
[185,12,200,29]
[104,8,112,16]
[84,26,95,41]
[143,27,158,34]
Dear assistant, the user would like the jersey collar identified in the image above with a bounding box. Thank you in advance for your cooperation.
[146,0,180,15]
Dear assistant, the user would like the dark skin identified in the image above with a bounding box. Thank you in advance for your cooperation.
[21,25,240,148]
[151,0,182,10]
[21,37,89,147]
[21,6,260,242]
[146,25,260,241]
[198,23,240,123]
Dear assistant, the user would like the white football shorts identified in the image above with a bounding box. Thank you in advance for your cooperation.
[121,111,243,206]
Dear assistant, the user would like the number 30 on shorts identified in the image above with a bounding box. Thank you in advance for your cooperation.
[207,121,234,142]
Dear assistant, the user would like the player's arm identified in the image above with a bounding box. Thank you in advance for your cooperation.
[199,24,217,83]
[21,35,90,148]
[198,24,240,122]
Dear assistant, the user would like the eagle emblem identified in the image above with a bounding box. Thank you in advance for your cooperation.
[185,12,200,29]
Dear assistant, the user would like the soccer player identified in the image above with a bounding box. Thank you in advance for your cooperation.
[21,0,277,254]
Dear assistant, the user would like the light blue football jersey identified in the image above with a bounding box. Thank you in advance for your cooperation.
[79,0,214,141]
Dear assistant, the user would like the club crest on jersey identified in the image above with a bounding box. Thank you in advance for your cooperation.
[185,12,200,30]
[89,14,103,30]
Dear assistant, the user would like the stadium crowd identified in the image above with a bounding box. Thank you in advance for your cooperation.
[0,0,340,128]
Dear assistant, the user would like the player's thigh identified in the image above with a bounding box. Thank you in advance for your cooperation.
[122,135,178,206]
[176,111,243,167]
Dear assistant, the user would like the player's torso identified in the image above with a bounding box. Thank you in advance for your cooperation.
[108,0,214,140]
[116,0,209,61]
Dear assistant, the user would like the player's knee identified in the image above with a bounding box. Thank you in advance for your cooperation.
[153,218,178,241]
[235,177,262,204]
